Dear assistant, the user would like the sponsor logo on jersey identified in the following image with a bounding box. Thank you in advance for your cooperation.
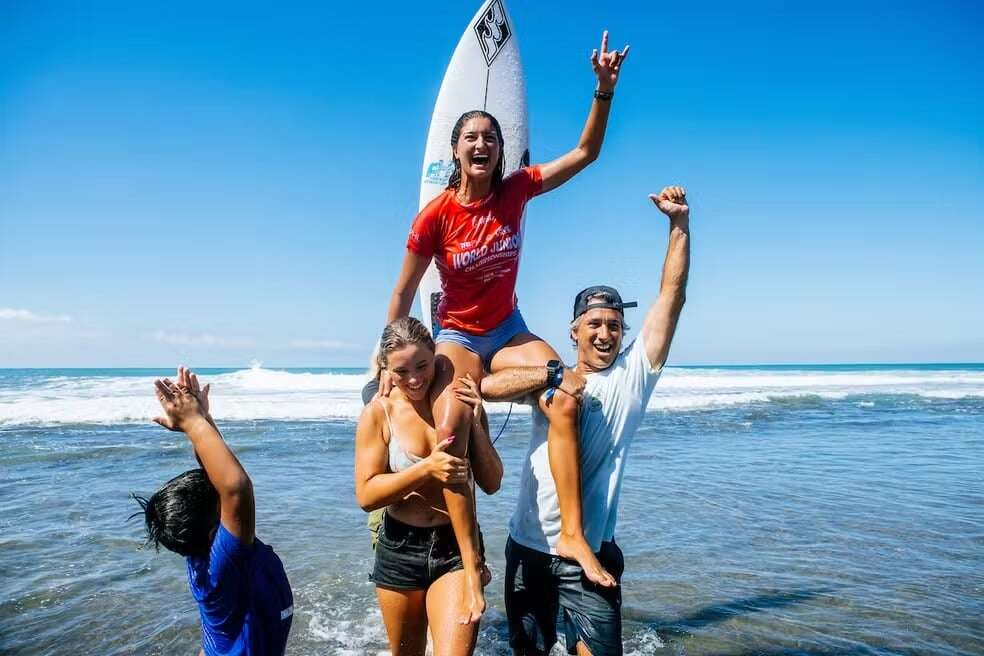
[423,159,454,185]
[474,0,511,66]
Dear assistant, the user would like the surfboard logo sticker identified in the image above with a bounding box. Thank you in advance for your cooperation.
[423,159,454,186]
[474,0,511,66]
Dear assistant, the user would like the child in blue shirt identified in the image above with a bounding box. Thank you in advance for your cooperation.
[134,366,293,655]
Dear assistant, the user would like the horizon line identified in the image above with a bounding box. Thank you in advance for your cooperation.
[1,361,983,371]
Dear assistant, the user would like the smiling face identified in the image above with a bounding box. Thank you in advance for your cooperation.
[384,343,435,402]
[453,116,502,183]
[572,307,625,373]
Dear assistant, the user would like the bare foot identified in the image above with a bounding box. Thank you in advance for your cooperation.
[556,533,616,587]
[458,573,487,624]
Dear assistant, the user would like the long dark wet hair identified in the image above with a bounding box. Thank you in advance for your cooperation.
[446,110,506,192]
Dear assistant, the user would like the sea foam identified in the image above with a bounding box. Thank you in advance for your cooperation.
[0,365,981,426]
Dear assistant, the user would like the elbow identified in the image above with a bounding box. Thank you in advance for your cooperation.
[579,146,600,166]
[223,472,252,497]
[356,492,380,513]
[355,486,377,512]
[662,288,686,315]
[478,471,503,495]
[220,474,253,508]
[674,292,687,314]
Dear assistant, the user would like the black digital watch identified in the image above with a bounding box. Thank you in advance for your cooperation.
[546,360,564,389]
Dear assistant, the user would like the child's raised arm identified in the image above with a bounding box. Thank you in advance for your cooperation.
[153,366,255,545]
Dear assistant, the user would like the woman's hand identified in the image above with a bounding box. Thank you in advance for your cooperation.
[591,30,630,92]
[454,374,485,426]
[426,436,471,485]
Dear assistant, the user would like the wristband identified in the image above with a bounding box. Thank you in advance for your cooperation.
[594,89,614,101]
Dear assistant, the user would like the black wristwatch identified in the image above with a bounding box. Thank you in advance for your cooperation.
[546,360,564,388]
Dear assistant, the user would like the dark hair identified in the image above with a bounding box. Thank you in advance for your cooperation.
[447,110,506,191]
[377,316,435,372]
[132,469,218,557]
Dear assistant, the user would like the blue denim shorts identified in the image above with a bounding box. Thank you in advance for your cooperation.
[435,308,529,368]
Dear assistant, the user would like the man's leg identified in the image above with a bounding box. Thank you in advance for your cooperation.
[431,343,486,624]
[557,541,625,656]
[504,537,560,656]
[491,334,614,586]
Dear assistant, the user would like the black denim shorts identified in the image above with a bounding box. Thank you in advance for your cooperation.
[371,512,484,590]
[505,536,625,656]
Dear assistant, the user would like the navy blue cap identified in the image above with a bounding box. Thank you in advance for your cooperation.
[573,285,638,320]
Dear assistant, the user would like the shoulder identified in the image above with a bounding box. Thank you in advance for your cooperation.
[416,190,454,221]
[357,400,387,441]
[187,525,252,597]
[213,523,252,561]
[502,166,542,197]
[503,166,539,188]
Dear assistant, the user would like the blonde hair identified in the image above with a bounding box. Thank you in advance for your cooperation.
[370,317,435,379]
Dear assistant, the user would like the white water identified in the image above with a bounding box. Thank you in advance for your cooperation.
[1,365,982,427]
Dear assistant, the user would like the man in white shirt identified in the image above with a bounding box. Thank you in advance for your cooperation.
[481,185,691,656]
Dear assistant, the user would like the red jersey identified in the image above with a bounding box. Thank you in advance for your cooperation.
[407,166,543,334]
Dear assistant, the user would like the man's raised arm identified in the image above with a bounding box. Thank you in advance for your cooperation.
[641,186,691,370]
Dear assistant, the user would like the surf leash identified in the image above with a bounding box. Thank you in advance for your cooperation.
[492,402,513,446]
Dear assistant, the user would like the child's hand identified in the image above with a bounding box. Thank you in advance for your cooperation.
[178,365,212,418]
[153,366,208,432]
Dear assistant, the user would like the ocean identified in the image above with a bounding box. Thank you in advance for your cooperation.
[1,364,982,655]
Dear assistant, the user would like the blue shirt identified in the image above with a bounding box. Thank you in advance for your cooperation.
[187,525,293,656]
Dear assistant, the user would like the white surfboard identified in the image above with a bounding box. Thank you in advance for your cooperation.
[417,0,529,335]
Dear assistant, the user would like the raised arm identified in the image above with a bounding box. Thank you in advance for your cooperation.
[153,367,255,545]
[538,31,630,194]
[354,402,470,511]
[387,250,431,323]
[640,186,691,370]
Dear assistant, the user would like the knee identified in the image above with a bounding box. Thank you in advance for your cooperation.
[436,421,470,456]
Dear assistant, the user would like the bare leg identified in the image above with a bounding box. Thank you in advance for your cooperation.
[491,333,614,587]
[376,586,428,656]
[432,343,486,623]
[426,569,481,656]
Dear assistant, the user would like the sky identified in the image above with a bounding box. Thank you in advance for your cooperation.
[1,0,982,368]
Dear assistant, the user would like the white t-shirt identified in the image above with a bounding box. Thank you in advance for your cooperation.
[508,336,662,554]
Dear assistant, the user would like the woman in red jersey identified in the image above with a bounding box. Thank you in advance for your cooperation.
[385,31,630,624]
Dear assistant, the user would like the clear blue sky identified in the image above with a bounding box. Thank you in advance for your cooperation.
[1,0,981,367]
